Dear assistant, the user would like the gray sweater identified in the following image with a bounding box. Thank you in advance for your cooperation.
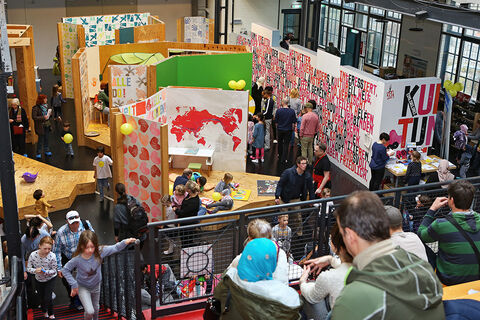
[62,241,128,289]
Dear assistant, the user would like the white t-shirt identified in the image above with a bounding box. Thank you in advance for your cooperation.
[391,231,428,262]
[93,155,113,179]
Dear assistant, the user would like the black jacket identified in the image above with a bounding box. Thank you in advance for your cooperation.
[176,195,200,225]
[275,166,314,202]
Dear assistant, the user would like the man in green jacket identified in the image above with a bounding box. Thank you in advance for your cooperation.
[330,191,445,320]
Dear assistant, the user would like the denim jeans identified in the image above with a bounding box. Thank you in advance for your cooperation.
[97,178,109,199]
[36,127,50,154]
[78,283,101,320]
[63,141,74,155]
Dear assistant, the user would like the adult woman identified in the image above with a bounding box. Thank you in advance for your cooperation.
[32,94,53,159]
[113,183,142,242]
[427,159,454,188]
[289,88,302,116]
[300,224,353,320]
[213,238,302,319]
[175,181,200,246]
[369,132,393,191]
[8,98,29,156]
[251,77,265,115]
[229,219,289,284]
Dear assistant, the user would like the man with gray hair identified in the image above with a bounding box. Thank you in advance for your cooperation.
[274,97,297,164]
[385,205,428,261]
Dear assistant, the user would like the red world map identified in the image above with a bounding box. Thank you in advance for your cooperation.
[171,107,243,151]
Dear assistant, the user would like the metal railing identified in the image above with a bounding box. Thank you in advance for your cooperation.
[100,240,144,320]
[143,176,480,317]
[0,256,23,320]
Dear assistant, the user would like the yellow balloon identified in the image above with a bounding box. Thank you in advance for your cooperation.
[444,80,453,90]
[120,123,134,135]
[454,82,463,92]
[237,80,246,90]
[212,192,222,202]
[63,133,73,144]
[169,184,173,196]
[449,89,457,97]
[228,80,237,89]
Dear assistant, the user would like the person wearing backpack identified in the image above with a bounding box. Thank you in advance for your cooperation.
[53,211,94,311]
[113,183,148,245]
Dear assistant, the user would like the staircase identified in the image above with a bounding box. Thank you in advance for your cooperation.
[28,305,117,320]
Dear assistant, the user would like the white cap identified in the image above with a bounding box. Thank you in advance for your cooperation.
[66,210,80,224]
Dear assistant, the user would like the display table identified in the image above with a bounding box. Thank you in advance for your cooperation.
[385,155,456,187]
[168,147,214,173]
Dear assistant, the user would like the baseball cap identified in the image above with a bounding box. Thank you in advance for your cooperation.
[384,205,402,228]
[66,210,81,224]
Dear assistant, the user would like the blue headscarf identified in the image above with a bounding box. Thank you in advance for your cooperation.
[237,238,277,282]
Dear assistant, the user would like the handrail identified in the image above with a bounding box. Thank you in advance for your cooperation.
[147,176,480,228]
[0,256,20,318]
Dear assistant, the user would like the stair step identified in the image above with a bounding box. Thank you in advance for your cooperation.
[28,304,117,320]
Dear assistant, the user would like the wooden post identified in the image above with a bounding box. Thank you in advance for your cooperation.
[147,65,157,97]
[209,19,215,44]
[115,29,120,44]
[176,18,184,42]
[160,124,169,220]
[110,110,125,205]
[77,25,86,48]
[72,49,86,146]
[15,25,37,144]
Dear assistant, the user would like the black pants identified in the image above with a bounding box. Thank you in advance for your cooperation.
[277,130,292,163]
[26,273,39,309]
[369,167,385,191]
[35,277,56,315]
[11,133,26,155]
[53,106,62,118]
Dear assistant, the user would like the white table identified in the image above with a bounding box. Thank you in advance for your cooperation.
[168,147,214,172]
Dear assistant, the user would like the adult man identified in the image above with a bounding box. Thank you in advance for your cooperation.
[307,191,444,319]
[326,42,341,57]
[418,180,480,285]
[275,156,315,237]
[313,144,331,195]
[385,205,428,261]
[173,168,192,190]
[300,102,319,165]
[54,211,94,310]
[274,97,297,163]
[262,87,275,150]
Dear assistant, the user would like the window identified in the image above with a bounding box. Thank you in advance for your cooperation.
[355,13,368,30]
[318,4,328,47]
[437,24,480,101]
[366,19,383,66]
[327,7,341,47]
[383,21,400,67]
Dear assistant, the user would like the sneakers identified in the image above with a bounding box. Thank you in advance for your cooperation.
[23,153,28,157]
[45,151,52,156]
[273,140,278,144]
[261,158,264,162]
[36,154,41,159]
[251,159,259,163]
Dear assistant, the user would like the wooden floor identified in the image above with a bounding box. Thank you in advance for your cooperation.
[1,154,96,219]
[169,169,277,211]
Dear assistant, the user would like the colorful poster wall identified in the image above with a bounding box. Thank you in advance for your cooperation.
[165,88,248,172]
[85,46,100,98]
[122,114,164,221]
[156,53,252,91]
[63,13,150,47]
[78,49,91,133]
[184,17,209,44]
[110,65,148,107]
[118,87,167,124]
[60,23,79,99]
[239,23,440,186]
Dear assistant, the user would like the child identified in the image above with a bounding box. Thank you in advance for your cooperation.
[172,185,186,209]
[33,189,54,221]
[321,188,334,214]
[161,195,176,254]
[247,113,254,155]
[93,146,113,202]
[26,236,57,319]
[272,214,292,255]
[251,113,265,163]
[214,173,235,195]
[51,84,66,121]
[206,189,234,213]
[405,151,422,185]
[25,215,55,236]
[62,231,136,319]
[197,176,207,192]
[61,121,74,157]
[404,194,432,233]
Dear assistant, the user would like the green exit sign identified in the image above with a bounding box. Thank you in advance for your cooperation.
[291,3,302,9]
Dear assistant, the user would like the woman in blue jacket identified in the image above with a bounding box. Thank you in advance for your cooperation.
[369,132,392,191]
